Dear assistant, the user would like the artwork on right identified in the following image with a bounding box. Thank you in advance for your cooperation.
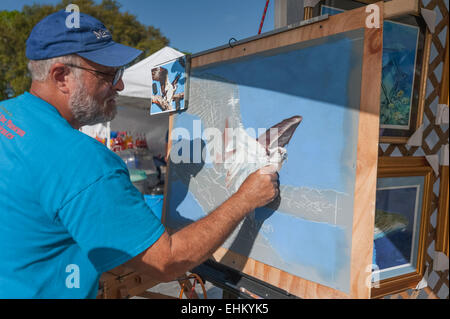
[372,157,433,298]
[320,0,431,144]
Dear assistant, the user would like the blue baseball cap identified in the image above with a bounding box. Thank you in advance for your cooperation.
[26,10,142,67]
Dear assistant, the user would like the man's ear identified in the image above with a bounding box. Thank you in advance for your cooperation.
[49,63,71,94]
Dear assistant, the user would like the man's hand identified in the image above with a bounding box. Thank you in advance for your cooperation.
[235,165,280,211]
[124,165,280,283]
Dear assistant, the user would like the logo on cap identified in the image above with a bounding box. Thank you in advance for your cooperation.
[93,29,111,39]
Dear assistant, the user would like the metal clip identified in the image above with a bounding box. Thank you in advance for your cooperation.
[228,37,237,48]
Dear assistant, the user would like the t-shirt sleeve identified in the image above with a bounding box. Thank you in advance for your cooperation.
[56,169,165,273]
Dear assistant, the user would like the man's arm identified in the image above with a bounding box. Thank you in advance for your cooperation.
[124,167,279,282]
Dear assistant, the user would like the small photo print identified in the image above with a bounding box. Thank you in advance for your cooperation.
[150,56,188,115]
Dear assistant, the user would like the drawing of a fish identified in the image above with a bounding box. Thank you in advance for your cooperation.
[374,209,409,240]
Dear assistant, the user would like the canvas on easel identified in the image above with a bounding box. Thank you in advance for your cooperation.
[163,3,385,298]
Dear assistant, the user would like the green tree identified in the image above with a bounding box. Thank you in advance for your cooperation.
[0,0,170,100]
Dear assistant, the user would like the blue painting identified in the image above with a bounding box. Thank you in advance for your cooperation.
[322,5,420,129]
[374,176,424,281]
[150,56,187,115]
[166,29,367,293]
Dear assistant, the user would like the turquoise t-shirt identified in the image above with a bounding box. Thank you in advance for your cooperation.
[0,92,165,298]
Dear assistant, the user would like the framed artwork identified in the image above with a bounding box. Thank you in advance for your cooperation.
[319,0,431,144]
[371,157,433,298]
[150,56,190,115]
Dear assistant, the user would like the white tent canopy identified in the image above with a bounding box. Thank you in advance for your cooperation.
[119,46,185,100]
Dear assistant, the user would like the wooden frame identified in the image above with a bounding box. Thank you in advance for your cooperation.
[307,0,421,20]
[318,0,432,144]
[436,165,449,256]
[439,30,449,107]
[163,3,384,299]
[435,30,449,256]
[356,0,420,18]
[371,156,433,298]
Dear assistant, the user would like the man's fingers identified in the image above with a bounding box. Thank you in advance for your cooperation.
[273,186,280,200]
[261,170,278,181]
[272,180,280,197]
[260,164,278,175]
[270,172,279,182]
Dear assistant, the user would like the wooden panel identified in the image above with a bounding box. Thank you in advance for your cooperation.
[350,23,383,298]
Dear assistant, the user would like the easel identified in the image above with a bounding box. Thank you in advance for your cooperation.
[97,265,205,299]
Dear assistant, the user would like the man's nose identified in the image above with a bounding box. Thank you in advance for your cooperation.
[113,78,124,91]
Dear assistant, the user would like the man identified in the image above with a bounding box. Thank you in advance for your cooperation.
[0,10,279,298]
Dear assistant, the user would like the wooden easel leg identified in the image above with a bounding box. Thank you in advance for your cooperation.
[178,276,200,299]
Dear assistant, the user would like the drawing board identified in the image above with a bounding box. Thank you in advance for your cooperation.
[163,3,384,298]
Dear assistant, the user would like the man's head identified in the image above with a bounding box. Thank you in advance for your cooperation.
[26,10,142,128]
[28,54,123,127]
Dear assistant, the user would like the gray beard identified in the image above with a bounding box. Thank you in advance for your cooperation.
[69,82,117,127]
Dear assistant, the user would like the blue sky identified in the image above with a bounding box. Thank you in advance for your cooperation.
[0,0,274,54]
